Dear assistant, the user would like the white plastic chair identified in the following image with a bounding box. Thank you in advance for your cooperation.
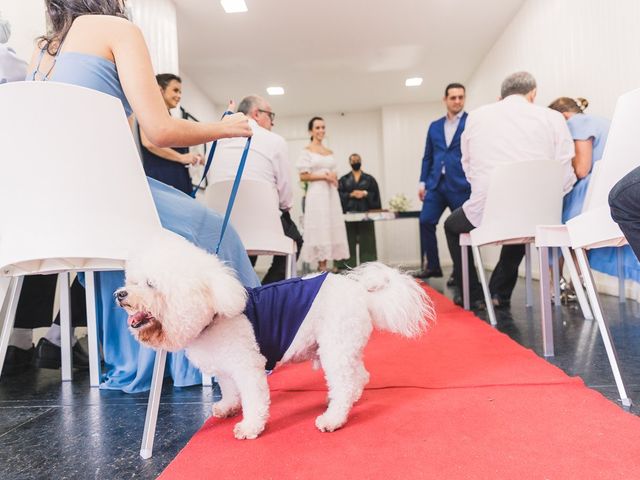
[0,81,169,457]
[205,179,297,278]
[460,160,564,326]
[534,88,640,408]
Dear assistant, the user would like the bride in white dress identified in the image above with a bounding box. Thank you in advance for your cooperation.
[297,116,349,271]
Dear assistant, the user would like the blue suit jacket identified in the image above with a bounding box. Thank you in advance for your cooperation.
[419,112,471,193]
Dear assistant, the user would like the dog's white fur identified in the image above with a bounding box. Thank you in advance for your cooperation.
[117,232,435,439]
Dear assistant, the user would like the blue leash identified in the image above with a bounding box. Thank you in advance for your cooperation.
[190,110,252,254]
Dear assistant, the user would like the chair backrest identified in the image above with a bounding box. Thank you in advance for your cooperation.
[583,87,640,212]
[0,82,162,276]
[204,179,293,255]
[471,160,563,245]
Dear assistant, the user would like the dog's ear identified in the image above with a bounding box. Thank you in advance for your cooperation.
[205,259,248,319]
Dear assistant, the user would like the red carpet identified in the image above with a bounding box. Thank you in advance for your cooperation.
[160,286,640,479]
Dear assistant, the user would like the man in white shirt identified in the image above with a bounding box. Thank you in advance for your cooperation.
[444,72,576,309]
[209,95,302,284]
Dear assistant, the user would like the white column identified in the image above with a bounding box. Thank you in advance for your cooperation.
[129,0,179,74]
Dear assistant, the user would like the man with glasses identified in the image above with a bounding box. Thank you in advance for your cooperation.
[414,83,471,286]
[209,95,302,284]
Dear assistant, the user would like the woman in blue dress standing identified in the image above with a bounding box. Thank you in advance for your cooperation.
[27,0,260,393]
[139,73,202,195]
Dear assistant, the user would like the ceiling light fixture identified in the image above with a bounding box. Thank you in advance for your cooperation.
[221,0,248,13]
[266,86,285,96]
[405,77,423,87]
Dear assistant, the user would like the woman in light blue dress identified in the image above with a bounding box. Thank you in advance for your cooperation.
[28,1,259,393]
[549,97,640,288]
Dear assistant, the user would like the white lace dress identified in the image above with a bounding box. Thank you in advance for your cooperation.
[297,150,349,263]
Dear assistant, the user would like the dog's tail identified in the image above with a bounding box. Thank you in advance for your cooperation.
[345,262,435,337]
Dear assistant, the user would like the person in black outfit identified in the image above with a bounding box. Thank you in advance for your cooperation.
[2,275,89,375]
[138,73,203,194]
[336,153,382,269]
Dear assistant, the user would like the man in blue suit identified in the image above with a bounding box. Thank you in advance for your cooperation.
[414,83,471,281]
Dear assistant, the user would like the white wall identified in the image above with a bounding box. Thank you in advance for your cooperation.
[0,0,45,61]
[464,0,640,295]
[130,0,180,74]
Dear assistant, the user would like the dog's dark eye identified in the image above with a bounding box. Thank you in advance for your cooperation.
[146,279,156,289]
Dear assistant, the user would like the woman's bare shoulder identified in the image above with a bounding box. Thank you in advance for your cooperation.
[74,15,140,35]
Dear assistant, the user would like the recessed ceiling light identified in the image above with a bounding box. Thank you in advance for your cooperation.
[267,86,285,96]
[221,0,248,13]
[405,77,423,87]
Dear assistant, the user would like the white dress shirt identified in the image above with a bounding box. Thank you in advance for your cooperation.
[208,119,293,210]
[461,94,576,227]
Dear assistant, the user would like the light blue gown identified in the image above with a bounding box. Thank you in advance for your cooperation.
[31,51,260,393]
[562,113,640,282]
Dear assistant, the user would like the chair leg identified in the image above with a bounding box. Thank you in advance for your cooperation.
[525,243,533,308]
[575,248,632,407]
[538,246,554,357]
[84,272,101,387]
[291,253,297,278]
[58,273,73,382]
[561,247,593,320]
[461,245,470,310]
[285,253,293,280]
[0,277,23,380]
[471,246,497,326]
[552,247,561,307]
[140,349,167,459]
[617,248,625,304]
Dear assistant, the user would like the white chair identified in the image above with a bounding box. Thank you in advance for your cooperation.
[0,81,169,457]
[205,179,297,278]
[461,160,564,326]
[534,88,640,407]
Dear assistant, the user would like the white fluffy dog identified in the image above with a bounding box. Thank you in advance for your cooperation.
[117,232,434,440]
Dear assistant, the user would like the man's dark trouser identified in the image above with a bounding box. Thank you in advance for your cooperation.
[610,165,640,260]
[249,211,303,285]
[335,221,377,269]
[419,183,469,271]
[14,275,87,329]
[444,207,525,302]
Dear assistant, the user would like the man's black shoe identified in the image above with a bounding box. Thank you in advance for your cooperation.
[412,268,443,279]
[453,295,486,311]
[33,338,90,370]
[491,295,511,310]
[2,345,34,376]
[446,274,455,287]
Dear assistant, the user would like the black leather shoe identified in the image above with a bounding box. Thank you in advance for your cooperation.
[453,295,486,311]
[412,268,444,279]
[33,338,90,370]
[491,295,511,310]
[446,274,455,287]
[2,345,34,376]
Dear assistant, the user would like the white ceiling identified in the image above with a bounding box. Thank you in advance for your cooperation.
[175,0,525,116]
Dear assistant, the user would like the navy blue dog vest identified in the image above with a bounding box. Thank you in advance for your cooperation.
[244,272,328,370]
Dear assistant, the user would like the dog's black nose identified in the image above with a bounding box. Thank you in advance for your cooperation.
[116,290,128,301]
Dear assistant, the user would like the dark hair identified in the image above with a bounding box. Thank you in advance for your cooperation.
[156,73,182,90]
[349,153,361,162]
[549,97,589,114]
[444,83,465,97]
[41,0,127,55]
[308,116,324,141]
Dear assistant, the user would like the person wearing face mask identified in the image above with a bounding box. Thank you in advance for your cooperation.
[337,153,381,268]
[138,73,203,194]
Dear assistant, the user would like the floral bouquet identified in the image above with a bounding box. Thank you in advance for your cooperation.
[388,193,411,212]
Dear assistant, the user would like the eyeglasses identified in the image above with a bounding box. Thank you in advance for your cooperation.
[258,109,276,122]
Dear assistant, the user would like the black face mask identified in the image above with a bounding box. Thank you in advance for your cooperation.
[351,162,362,171]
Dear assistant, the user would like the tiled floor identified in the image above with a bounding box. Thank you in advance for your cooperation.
[1,271,639,479]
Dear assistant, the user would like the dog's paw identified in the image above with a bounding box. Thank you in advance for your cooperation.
[233,420,265,440]
[315,413,346,432]
[212,402,241,419]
